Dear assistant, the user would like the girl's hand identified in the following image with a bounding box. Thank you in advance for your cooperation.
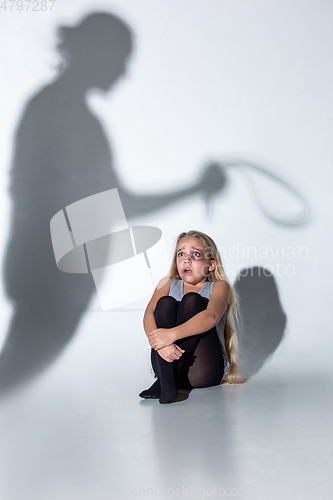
[157,345,185,363]
[148,328,177,350]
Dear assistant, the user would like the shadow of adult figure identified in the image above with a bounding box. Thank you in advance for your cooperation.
[1,12,227,395]
[234,266,287,379]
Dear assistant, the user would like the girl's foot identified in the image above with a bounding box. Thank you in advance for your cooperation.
[159,382,178,404]
[139,379,161,399]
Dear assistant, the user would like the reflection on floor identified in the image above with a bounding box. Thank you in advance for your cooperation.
[0,311,332,500]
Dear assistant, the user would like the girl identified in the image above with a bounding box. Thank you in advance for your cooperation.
[139,230,244,404]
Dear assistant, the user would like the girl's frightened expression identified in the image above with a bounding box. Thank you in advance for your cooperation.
[176,236,216,285]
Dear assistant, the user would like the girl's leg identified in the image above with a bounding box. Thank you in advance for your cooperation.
[139,296,178,399]
[186,329,225,388]
[140,292,224,402]
[176,294,225,388]
[157,293,209,403]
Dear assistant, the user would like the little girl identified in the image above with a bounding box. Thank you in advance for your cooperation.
[139,230,244,404]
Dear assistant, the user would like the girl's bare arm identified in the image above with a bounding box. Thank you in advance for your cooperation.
[143,277,173,337]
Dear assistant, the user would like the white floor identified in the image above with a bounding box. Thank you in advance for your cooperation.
[0,310,332,500]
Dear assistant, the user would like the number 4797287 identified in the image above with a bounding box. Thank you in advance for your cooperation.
[0,0,56,11]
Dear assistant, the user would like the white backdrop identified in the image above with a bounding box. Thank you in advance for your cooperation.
[1,0,332,371]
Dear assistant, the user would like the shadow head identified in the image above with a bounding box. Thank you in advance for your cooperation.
[57,12,134,91]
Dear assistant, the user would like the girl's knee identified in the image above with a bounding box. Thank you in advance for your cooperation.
[181,292,208,308]
[155,295,178,310]
[154,295,179,328]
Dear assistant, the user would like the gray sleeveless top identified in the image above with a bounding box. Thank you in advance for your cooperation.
[168,279,231,373]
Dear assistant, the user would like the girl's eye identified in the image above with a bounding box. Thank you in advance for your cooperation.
[193,252,201,258]
[178,252,184,258]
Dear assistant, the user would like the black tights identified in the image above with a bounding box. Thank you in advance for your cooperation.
[145,293,225,402]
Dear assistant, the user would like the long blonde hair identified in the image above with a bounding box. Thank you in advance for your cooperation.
[169,230,245,384]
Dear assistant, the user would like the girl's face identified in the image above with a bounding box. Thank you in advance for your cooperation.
[176,236,216,285]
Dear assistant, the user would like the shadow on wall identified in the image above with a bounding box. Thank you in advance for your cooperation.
[235,266,287,379]
[0,12,227,396]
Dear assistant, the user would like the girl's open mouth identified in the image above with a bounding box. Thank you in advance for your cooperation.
[183,268,192,275]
